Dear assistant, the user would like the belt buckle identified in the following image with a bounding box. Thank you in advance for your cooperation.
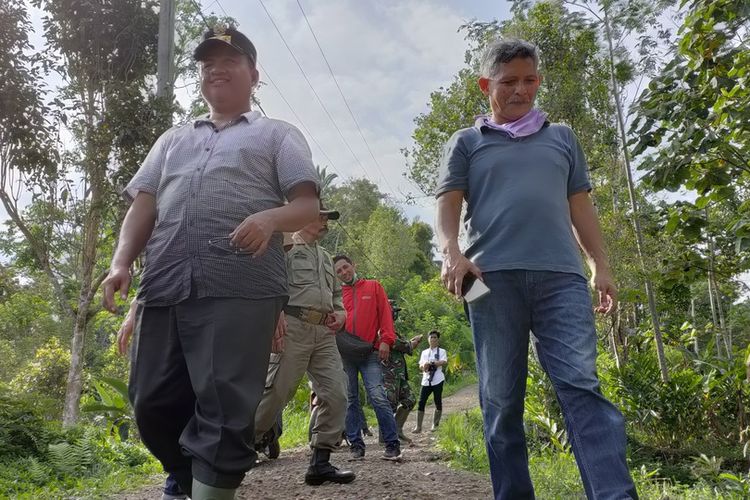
[304,309,324,325]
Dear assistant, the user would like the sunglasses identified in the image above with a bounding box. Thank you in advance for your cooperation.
[207,236,253,255]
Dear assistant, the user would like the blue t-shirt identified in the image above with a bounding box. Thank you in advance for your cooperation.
[435,121,591,277]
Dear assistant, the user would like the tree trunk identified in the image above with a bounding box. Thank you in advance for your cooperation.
[707,270,721,358]
[602,8,668,381]
[690,296,699,355]
[610,313,622,370]
[62,120,108,427]
[710,268,729,358]
[710,270,729,357]
[705,211,730,358]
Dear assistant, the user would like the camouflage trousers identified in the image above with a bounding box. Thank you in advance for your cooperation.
[383,372,415,413]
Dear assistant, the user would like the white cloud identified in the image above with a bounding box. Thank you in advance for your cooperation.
[6,0,511,230]
[222,0,493,204]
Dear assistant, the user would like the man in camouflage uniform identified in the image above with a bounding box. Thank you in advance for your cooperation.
[382,300,422,442]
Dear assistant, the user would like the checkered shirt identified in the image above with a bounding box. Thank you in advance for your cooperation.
[125,111,318,306]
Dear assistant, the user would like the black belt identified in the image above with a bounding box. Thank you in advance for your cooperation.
[284,305,328,325]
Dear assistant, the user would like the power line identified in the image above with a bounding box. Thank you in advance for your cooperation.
[334,221,385,277]
[255,0,376,185]
[189,0,342,177]
[189,0,212,28]
[256,62,343,177]
[186,0,391,280]
[295,0,399,197]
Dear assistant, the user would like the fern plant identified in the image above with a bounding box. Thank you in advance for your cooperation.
[18,457,51,485]
[47,432,95,477]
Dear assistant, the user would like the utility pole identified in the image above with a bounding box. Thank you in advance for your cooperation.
[157,0,176,104]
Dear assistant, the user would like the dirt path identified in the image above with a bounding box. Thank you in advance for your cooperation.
[122,384,492,499]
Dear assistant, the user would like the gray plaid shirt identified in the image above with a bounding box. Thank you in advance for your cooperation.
[125,111,318,306]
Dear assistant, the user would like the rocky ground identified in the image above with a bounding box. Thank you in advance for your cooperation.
[121,384,492,499]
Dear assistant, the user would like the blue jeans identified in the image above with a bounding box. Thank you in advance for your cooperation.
[342,352,399,448]
[468,271,637,500]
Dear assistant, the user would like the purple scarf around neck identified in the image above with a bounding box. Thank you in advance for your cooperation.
[480,109,548,138]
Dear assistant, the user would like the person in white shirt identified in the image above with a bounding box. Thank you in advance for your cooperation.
[413,330,449,433]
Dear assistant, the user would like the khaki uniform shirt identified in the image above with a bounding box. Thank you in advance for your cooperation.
[286,234,343,314]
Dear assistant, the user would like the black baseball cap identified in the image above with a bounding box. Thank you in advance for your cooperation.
[193,26,257,64]
[320,200,340,220]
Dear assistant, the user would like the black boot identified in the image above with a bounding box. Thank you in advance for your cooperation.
[305,448,356,486]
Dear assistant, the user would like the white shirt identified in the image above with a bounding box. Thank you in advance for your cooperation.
[419,347,448,386]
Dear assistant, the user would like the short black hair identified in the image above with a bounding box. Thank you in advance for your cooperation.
[333,255,353,266]
[428,330,440,338]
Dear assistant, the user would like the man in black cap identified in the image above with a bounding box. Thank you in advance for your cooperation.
[102,24,320,500]
[253,201,355,486]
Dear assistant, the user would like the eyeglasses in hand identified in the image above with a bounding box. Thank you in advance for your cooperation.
[208,236,253,255]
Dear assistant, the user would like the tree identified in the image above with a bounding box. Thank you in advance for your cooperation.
[630,0,750,359]
[508,0,677,380]
[353,206,419,295]
[404,1,655,364]
[0,0,169,426]
[409,221,438,280]
[403,66,486,194]
[0,1,60,308]
[315,166,338,195]
[322,178,384,253]
[319,177,435,294]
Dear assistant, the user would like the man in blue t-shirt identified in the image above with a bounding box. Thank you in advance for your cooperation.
[436,38,637,500]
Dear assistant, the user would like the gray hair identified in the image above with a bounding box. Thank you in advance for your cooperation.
[479,39,539,78]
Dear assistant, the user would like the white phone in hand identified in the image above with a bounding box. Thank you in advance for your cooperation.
[462,275,490,303]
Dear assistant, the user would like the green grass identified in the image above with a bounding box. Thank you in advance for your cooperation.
[436,408,750,499]
[279,405,313,449]
[0,450,162,499]
[443,370,478,397]
[276,371,480,451]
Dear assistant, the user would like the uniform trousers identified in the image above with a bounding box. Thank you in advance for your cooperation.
[254,315,347,449]
[129,295,284,491]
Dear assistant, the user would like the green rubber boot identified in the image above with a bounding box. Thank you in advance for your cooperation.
[191,479,236,500]
[430,410,442,432]
[412,410,425,434]
[395,406,412,443]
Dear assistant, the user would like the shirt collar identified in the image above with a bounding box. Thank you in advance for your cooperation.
[193,110,261,128]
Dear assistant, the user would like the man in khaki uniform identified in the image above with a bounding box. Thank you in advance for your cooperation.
[253,204,355,486]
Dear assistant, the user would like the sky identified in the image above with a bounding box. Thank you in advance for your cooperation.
[11,0,750,295]
[15,0,511,227]
[190,0,512,223]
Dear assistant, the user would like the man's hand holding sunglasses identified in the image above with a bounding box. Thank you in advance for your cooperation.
[229,212,276,257]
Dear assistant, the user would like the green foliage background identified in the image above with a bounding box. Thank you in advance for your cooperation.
[0,0,749,497]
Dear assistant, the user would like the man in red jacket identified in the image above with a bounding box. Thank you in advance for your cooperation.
[333,255,401,461]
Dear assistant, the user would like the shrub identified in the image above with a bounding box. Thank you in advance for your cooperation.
[10,337,71,418]
[436,408,488,473]
[614,350,749,448]
[0,390,60,459]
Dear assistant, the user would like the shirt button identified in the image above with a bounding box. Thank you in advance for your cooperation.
[191,192,196,198]
[205,148,210,151]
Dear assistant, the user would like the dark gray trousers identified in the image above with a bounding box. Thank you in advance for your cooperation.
[129,295,284,491]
